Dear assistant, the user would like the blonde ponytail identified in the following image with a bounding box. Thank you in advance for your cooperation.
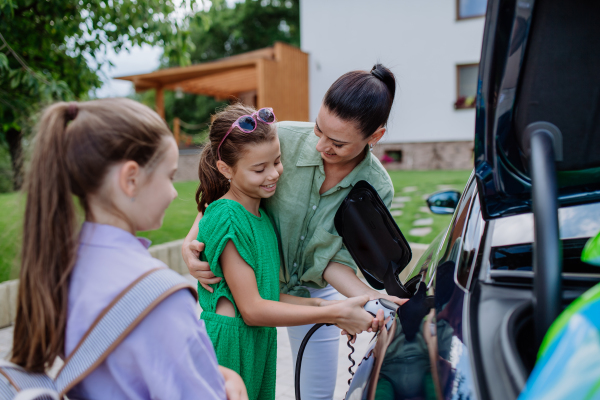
[12,98,172,372]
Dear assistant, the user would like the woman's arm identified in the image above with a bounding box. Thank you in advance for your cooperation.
[221,241,378,335]
[323,262,408,307]
[182,212,221,292]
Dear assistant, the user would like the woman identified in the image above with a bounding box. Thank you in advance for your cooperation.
[183,64,402,399]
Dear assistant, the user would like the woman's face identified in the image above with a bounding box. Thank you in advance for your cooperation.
[314,106,384,165]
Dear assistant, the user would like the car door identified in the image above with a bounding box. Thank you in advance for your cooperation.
[346,174,483,400]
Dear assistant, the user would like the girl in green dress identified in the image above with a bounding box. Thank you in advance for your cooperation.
[195,103,382,400]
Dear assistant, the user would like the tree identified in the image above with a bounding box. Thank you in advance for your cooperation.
[187,0,299,63]
[150,0,300,132]
[0,0,192,190]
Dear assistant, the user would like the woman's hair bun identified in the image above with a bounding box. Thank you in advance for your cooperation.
[323,63,397,138]
[370,64,396,100]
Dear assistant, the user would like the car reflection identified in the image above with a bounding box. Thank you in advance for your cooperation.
[346,261,476,400]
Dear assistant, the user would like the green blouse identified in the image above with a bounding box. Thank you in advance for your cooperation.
[264,121,394,297]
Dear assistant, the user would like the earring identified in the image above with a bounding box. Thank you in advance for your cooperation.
[369,143,374,152]
[228,179,231,183]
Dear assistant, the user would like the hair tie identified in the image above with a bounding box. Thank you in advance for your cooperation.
[66,103,78,121]
[370,66,385,81]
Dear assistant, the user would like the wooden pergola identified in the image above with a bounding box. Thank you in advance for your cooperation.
[115,42,309,123]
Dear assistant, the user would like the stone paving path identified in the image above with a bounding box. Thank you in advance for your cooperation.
[0,324,372,399]
[0,273,374,399]
[275,325,372,400]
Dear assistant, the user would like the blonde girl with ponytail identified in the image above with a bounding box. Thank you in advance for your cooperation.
[11,98,247,400]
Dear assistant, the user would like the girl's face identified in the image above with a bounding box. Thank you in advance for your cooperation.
[130,137,179,231]
[227,137,283,200]
[89,136,179,235]
[314,106,385,165]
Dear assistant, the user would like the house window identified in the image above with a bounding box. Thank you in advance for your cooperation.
[381,150,403,164]
[455,64,479,109]
[457,0,487,20]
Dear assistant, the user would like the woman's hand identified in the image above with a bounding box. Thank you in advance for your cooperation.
[182,212,221,292]
[368,293,408,307]
[182,239,221,292]
[331,295,378,336]
[219,366,249,400]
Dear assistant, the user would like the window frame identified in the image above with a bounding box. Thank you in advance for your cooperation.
[456,0,487,21]
[455,63,479,110]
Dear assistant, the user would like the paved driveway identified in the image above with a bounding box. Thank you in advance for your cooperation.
[0,324,373,399]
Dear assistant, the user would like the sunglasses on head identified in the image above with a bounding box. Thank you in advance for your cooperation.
[217,107,276,161]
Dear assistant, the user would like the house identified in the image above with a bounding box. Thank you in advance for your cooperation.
[300,0,487,169]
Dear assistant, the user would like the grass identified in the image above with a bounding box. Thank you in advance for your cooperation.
[0,191,25,282]
[136,181,200,244]
[387,170,472,244]
[0,171,471,283]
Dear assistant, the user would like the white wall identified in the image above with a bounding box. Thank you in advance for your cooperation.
[300,0,485,143]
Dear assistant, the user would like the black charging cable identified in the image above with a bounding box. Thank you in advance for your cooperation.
[295,323,361,400]
[295,323,331,400]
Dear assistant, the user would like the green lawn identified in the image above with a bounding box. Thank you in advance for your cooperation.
[0,171,471,282]
[0,191,25,282]
[387,170,472,244]
[136,181,201,244]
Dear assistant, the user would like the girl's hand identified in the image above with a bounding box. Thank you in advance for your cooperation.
[219,366,249,400]
[341,309,384,335]
[341,311,391,341]
[332,295,376,336]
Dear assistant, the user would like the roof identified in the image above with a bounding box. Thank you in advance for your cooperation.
[115,46,277,97]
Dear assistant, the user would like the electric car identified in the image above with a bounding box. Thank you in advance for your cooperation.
[342,0,600,398]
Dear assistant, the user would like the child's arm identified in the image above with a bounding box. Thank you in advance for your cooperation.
[220,241,379,335]
[279,294,343,307]
[279,293,322,306]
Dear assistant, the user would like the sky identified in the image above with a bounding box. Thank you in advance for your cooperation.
[94,44,162,98]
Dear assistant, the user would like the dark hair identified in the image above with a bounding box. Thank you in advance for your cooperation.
[12,98,172,372]
[196,103,277,214]
[323,63,396,138]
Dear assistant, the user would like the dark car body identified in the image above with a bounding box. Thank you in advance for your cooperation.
[345,0,600,398]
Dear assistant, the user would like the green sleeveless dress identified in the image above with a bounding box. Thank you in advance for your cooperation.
[197,199,280,400]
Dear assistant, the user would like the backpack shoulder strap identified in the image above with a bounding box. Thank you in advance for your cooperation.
[0,358,58,397]
[55,267,196,396]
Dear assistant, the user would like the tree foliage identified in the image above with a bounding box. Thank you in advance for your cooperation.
[0,0,191,190]
[146,0,300,135]
[0,0,300,191]
[187,0,299,63]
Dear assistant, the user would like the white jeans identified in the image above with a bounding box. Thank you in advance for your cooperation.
[287,285,343,400]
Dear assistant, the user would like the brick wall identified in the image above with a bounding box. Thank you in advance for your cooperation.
[374,141,474,170]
